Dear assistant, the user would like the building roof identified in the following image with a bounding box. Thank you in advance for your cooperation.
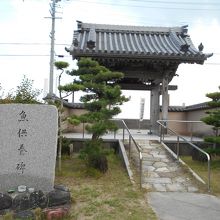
[64,102,212,112]
[66,21,212,64]
[184,102,211,111]
[159,102,212,112]
[63,101,84,109]
[168,106,186,112]
[48,94,212,112]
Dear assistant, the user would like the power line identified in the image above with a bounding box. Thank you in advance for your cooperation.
[205,63,220,65]
[1,43,220,55]
[0,54,52,57]
[0,54,219,65]
[121,0,220,6]
[0,42,69,46]
[75,0,220,11]
[0,54,71,57]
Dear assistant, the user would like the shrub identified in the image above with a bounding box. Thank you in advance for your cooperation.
[192,149,208,162]
[79,140,108,173]
[57,137,71,155]
[205,147,220,156]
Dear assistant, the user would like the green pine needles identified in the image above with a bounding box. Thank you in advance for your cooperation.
[59,58,129,172]
[201,86,220,153]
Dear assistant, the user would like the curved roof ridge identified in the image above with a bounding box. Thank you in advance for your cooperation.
[81,22,184,33]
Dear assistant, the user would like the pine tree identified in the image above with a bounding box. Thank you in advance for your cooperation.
[201,86,220,153]
[59,58,128,172]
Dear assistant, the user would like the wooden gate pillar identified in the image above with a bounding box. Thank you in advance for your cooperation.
[162,74,169,128]
[150,84,160,134]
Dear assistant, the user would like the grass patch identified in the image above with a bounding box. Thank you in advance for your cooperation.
[55,153,157,220]
[181,156,220,196]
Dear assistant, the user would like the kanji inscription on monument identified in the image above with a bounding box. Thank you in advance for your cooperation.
[0,104,58,192]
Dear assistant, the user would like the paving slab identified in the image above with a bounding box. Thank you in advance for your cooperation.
[158,172,179,178]
[153,162,168,168]
[173,176,187,183]
[146,172,160,178]
[166,183,186,192]
[145,177,172,184]
[187,186,199,192]
[143,166,155,171]
[142,161,154,166]
[153,184,167,192]
[148,192,220,220]
[155,167,170,172]
[154,155,167,159]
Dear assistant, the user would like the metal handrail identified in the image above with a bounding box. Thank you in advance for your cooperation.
[157,119,211,192]
[158,119,203,142]
[120,120,143,188]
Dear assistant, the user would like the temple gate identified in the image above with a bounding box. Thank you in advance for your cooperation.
[66,21,212,134]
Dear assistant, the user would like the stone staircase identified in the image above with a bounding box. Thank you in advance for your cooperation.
[136,140,200,192]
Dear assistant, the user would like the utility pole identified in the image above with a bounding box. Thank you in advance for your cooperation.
[48,0,61,98]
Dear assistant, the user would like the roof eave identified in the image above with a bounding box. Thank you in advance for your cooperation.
[69,51,208,64]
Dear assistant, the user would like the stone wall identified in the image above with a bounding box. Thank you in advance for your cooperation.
[186,109,213,137]
[62,105,216,137]
[62,107,88,133]
[113,119,151,130]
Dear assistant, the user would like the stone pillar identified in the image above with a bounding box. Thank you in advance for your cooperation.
[162,74,169,126]
[150,84,160,134]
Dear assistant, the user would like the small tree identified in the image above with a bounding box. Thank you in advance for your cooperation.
[0,75,41,104]
[54,61,70,171]
[0,84,12,104]
[201,86,220,153]
[59,58,128,172]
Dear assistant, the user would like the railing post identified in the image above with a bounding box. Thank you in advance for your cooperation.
[83,122,85,138]
[123,127,125,143]
[129,135,131,159]
[208,157,211,192]
[160,125,162,143]
[190,122,193,142]
[162,126,165,142]
[114,130,116,139]
[140,152,142,189]
[177,136,180,160]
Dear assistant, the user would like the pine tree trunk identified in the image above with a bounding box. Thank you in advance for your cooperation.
[92,133,99,140]
[58,102,63,172]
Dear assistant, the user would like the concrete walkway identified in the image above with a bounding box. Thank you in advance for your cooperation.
[148,192,220,220]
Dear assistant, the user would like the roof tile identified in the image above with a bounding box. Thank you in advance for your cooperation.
[68,21,213,63]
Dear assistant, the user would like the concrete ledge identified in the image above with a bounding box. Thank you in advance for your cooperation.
[118,140,135,184]
[62,137,135,184]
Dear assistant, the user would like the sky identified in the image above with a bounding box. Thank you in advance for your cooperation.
[0,0,220,119]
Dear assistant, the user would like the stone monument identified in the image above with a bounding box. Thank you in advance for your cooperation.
[0,104,58,192]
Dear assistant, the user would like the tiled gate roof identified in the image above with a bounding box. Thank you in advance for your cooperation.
[67,21,212,64]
